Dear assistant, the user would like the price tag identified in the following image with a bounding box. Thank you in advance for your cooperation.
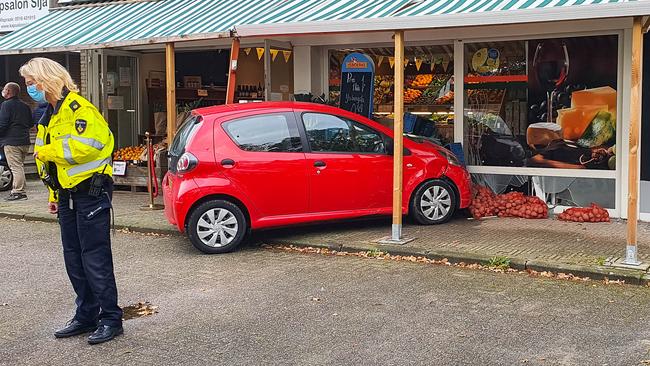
[197,89,208,97]
[113,161,127,176]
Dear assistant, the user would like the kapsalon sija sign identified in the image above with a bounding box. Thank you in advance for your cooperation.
[0,0,48,32]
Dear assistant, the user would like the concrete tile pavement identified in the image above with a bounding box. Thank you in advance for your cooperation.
[2,179,650,284]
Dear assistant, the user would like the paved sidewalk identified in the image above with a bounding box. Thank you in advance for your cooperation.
[2,180,650,284]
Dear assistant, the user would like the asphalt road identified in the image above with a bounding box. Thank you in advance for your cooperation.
[1,217,650,366]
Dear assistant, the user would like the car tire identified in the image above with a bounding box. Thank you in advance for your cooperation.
[410,179,457,225]
[187,200,247,254]
[0,165,12,192]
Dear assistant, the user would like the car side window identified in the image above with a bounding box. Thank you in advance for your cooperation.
[351,122,385,154]
[302,113,355,152]
[224,114,302,153]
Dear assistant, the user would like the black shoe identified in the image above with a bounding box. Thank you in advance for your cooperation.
[5,193,27,201]
[87,325,123,345]
[54,319,98,338]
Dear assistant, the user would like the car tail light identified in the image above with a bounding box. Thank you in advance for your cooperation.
[177,152,198,173]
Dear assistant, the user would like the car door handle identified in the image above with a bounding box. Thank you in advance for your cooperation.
[313,161,326,167]
[221,159,235,167]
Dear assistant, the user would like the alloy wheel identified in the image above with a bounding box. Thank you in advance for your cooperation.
[420,185,452,221]
[196,208,239,247]
[0,166,11,190]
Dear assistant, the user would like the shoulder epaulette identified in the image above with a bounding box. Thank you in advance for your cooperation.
[69,100,81,112]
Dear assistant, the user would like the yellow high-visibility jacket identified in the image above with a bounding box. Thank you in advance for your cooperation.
[34,91,114,202]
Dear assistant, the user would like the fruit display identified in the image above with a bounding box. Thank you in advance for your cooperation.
[435,91,454,105]
[404,88,422,104]
[374,75,393,105]
[409,74,433,88]
[113,145,145,161]
[557,203,610,223]
[470,185,548,220]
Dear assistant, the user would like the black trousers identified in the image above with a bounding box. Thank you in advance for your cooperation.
[58,180,122,327]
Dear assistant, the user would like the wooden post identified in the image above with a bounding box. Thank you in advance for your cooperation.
[165,42,177,144]
[226,38,240,104]
[625,17,643,265]
[391,30,405,241]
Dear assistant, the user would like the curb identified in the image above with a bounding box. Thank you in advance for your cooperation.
[0,212,180,237]
[5,212,648,285]
[265,238,649,286]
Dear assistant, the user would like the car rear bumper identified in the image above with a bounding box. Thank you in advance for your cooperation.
[163,173,201,233]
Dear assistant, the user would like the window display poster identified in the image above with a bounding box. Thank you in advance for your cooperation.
[119,67,131,87]
[466,36,618,170]
[106,72,117,94]
[340,53,375,118]
[526,35,618,170]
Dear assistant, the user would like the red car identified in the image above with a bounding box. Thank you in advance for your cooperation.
[163,102,471,254]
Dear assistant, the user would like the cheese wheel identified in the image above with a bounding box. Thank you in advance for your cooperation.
[571,87,617,113]
[527,122,562,149]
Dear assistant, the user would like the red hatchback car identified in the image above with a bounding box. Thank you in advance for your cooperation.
[163,102,471,254]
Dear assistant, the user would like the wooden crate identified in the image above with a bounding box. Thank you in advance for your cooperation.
[113,164,165,192]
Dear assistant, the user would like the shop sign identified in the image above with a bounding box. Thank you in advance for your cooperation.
[0,0,48,32]
[340,52,375,118]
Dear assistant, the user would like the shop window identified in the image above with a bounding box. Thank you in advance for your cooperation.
[463,35,618,171]
[224,114,302,153]
[328,44,454,145]
[472,173,615,209]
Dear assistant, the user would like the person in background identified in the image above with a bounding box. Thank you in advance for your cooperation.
[20,58,123,345]
[0,82,32,201]
[32,101,49,127]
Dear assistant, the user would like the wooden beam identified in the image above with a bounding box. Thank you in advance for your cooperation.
[626,17,643,263]
[226,38,240,104]
[392,30,405,241]
[165,42,177,144]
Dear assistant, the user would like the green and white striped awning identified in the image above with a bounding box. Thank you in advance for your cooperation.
[0,0,649,54]
[0,0,267,54]
[236,0,650,36]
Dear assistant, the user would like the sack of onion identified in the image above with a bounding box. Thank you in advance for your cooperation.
[557,204,610,223]
[469,185,548,220]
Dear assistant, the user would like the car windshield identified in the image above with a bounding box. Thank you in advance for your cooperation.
[169,115,202,157]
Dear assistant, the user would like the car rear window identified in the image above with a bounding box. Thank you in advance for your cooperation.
[169,115,202,157]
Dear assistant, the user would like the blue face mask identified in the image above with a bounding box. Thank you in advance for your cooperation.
[27,84,46,103]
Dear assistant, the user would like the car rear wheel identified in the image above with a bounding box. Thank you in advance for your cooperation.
[0,165,12,192]
[187,200,247,254]
[410,179,457,225]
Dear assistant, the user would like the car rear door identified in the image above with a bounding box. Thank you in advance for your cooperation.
[298,111,393,213]
[215,111,309,218]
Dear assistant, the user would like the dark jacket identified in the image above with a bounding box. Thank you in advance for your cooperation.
[0,96,32,146]
[32,102,48,127]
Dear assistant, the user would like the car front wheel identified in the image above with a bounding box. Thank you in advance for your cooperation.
[187,200,247,254]
[410,179,457,225]
[0,165,12,192]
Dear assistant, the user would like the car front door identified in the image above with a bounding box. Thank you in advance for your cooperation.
[217,112,309,218]
[299,112,393,214]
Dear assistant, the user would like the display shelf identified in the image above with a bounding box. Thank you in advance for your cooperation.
[464,75,528,83]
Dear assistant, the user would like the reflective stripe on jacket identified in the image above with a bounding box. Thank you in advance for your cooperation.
[35,92,114,202]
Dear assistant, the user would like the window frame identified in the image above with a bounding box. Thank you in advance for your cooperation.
[222,112,304,154]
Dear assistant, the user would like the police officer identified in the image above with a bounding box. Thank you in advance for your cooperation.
[20,58,123,345]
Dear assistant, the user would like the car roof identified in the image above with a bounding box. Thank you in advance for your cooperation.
[194,101,356,119]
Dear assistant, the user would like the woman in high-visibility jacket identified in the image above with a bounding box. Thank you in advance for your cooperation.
[20,58,123,345]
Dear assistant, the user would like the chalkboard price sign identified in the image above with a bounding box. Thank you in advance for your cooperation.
[340,53,375,118]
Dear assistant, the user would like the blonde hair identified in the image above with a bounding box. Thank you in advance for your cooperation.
[19,57,78,101]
